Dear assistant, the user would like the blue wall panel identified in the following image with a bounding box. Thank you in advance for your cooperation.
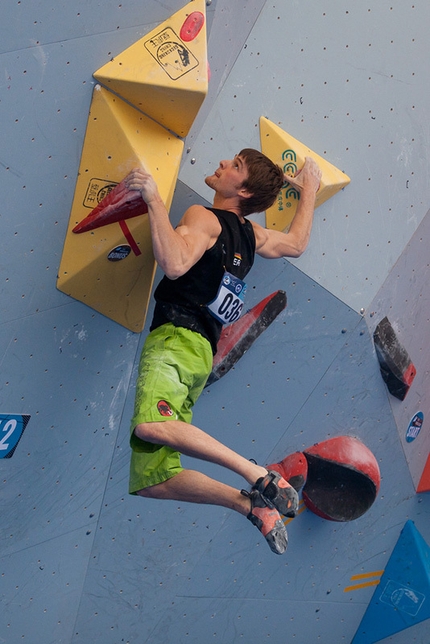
[0,305,138,541]
[0,303,139,641]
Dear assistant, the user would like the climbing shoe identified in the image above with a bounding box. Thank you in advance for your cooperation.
[241,489,288,555]
[252,470,299,518]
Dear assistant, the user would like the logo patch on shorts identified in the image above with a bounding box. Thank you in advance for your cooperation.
[157,400,173,417]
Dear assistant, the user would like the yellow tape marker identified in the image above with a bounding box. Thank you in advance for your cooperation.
[344,580,381,593]
[260,116,350,232]
[344,570,384,592]
[57,85,183,332]
[93,0,208,138]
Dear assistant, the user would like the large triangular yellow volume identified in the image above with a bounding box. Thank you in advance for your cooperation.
[260,117,350,232]
[57,85,184,332]
[93,0,208,138]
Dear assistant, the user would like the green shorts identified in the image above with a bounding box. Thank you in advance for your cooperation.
[129,323,212,494]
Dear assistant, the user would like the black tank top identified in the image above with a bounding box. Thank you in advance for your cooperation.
[150,208,256,353]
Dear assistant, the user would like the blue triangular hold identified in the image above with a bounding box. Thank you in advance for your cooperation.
[352,520,430,643]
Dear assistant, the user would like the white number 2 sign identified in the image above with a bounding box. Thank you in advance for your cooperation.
[0,414,31,458]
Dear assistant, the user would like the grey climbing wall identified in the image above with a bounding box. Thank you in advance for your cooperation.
[1,1,429,643]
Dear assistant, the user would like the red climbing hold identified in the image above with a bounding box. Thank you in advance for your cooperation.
[373,316,416,400]
[73,178,148,234]
[302,436,380,522]
[206,290,287,386]
[180,11,205,42]
[417,453,430,493]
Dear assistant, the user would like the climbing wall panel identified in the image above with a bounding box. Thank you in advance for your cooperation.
[0,302,140,643]
[93,0,208,138]
[70,252,429,643]
[260,117,350,232]
[366,208,430,491]
[57,85,183,332]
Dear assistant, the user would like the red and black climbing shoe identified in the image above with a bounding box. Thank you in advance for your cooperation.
[252,470,299,518]
[241,489,288,555]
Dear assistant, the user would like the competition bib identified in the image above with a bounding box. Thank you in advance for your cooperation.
[207,271,247,324]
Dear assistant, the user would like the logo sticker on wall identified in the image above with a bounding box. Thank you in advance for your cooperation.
[0,414,31,458]
[107,245,132,262]
[144,28,199,80]
[83,178,118,209]
[406,411,423,443]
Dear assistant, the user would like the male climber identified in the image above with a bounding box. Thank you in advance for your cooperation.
[125,149,322,555]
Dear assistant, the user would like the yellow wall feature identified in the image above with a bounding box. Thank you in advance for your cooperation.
[93,0,208,138]
[57,85,183,332]
[260,117,350,232]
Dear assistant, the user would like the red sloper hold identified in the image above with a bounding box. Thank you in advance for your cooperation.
[73,179,148,234]
[302,436,381,522]
[304,436,381,489]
